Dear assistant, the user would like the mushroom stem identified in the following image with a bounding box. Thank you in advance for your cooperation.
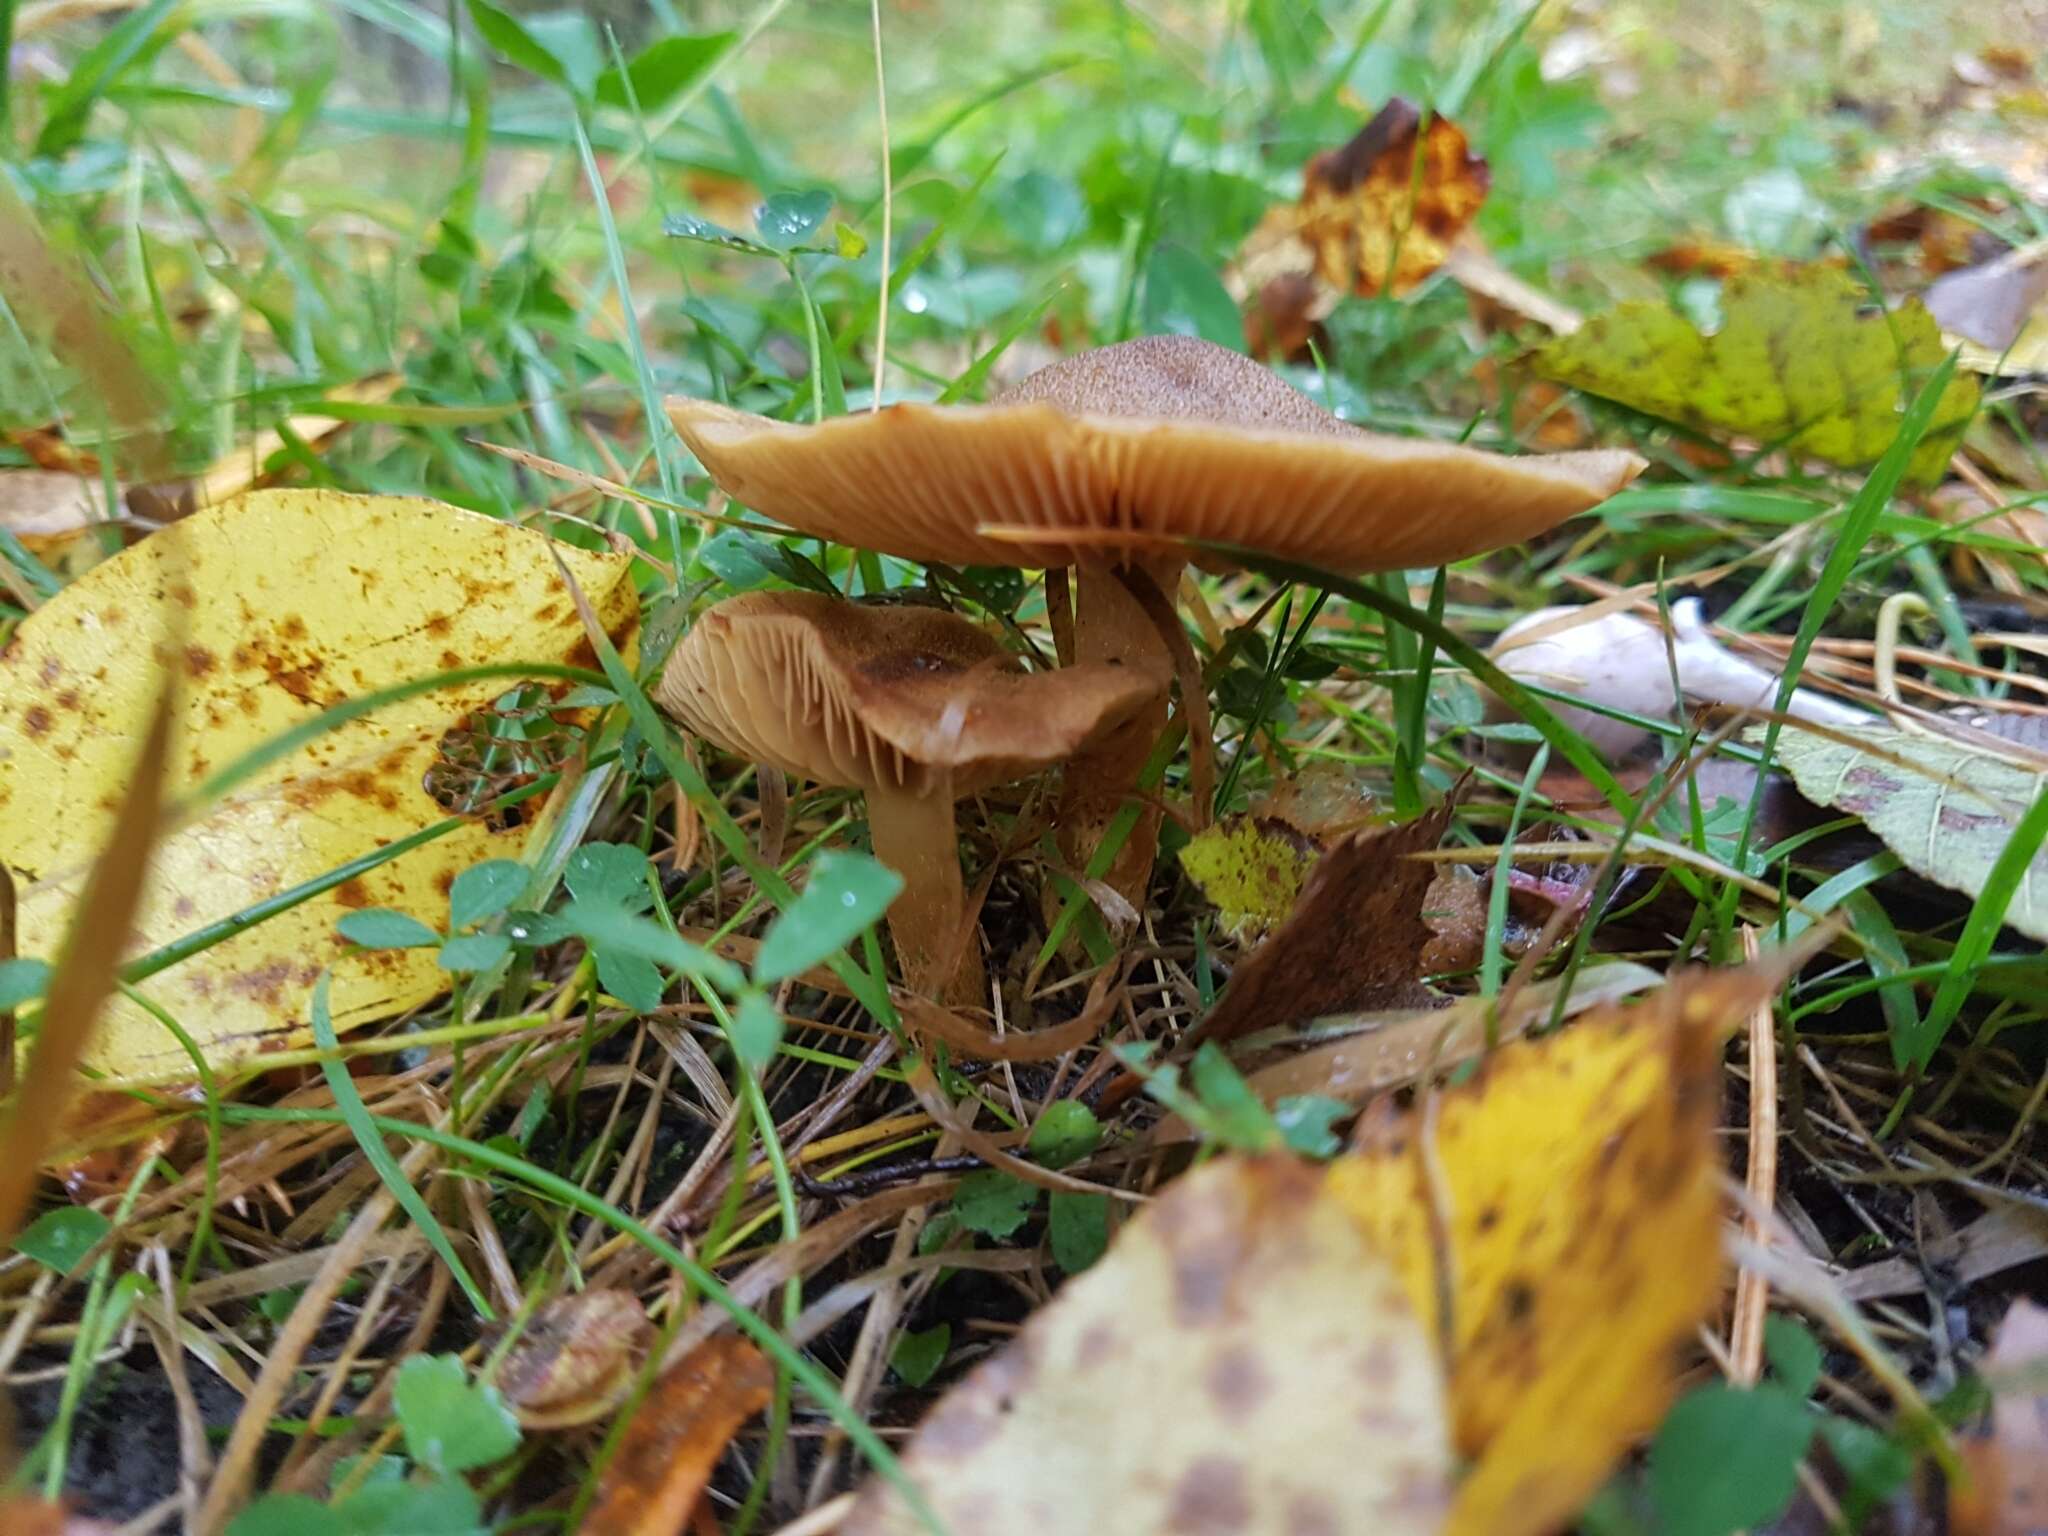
[866,780,986,1007]
[1057,556,1183,905]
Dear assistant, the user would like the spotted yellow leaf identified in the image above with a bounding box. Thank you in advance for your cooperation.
[1177,815,1320,940]
[1327,964,1775,1536]
[1536,264,1978,484]
[0,489,636,1079]
[844,1156,1454,1536]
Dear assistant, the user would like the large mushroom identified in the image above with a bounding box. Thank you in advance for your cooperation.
[669,335,1644,900]
[653,590,1160,1004]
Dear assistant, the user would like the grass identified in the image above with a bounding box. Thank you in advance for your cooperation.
[4,0,2048,1531]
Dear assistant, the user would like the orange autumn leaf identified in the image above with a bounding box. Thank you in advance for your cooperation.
[580,1335,773,1536]
[1326,962,1778,1536]
[1233,99,1489,358]
[1297,100,1490,298]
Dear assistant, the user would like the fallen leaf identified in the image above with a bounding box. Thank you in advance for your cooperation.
[1177,815,1320,940]
[1764,720,2048,943]
[0,1499,118,1535]
[1418,864,1486,974]
[1153,960,1663,1145]
[1186,795,1457,1050]
[1232,100,1489,358]
[1839,1200,2048,1301]
[1327,961,1771,1536]
[498,1289,652,1429]
[1952,1299,2048,1536]
[0,489,637,1079]
[1926,240,2048,374]
[842,1155,1454,1536]
[1247,759,1380,841]
[191,375,401,507]
[0,471,116,553]
[1297,100,1490,299]
[582,1335,775,1536]
[1489,598,1865,760]
[1536,265,1980,485]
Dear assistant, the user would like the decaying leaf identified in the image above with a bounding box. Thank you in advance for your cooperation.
[1764,720,2047,943]
[1327,962,1771,1536]
[1952,1298,2048,1536]
[842,1156,1454,1536]
[1188,796,1456,1049]
[0,489,637,1079]
[0,471,115,553]
[1232,99,1488,358]
[1536,265,1979,484]
[1925,239,2048,375]
[497,1289,652,1429]
[1248,759,1379,841]
[1177,815,1321,940]
[1154,961,1663,1145]
[584,1335,774,1536]
[1297,100,1489,299]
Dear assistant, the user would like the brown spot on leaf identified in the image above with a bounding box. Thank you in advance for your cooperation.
[23,705,52,737]
[1167,1458,1249,1535]
[183,644,217,678]
[1204,1346,1271,1422]
[334,878,372,909]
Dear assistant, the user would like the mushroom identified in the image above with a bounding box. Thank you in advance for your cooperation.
[669,334,1644,900]
[653,590,1160,1004]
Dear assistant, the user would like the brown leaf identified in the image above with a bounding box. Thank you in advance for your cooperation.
[842,1155,1453,1536]
[499,1289,652,1429]
[1297,100,1489,299]
[1187,794,1458,1050]
[0,471,114,553]
[1231,100,1489,359]
[1419,864,1486,975]
[580,1335,773,1536]
[1952,1298,2048,1536]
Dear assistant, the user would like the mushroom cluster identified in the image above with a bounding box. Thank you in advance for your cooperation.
[659,335,1643,1001]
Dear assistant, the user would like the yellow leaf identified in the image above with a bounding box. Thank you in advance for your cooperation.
[1536,264,1979,485]
[1326,964,1775,1536]
[844,1156,1454,1536]
[1176,815,1320,939]
[0,489,636,1080]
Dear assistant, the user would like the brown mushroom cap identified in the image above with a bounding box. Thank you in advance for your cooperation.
[654,591,1161,795]
[668,334,1645,571]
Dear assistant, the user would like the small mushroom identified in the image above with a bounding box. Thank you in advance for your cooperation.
[653,590,1160,1004]
[669,335,1644,901]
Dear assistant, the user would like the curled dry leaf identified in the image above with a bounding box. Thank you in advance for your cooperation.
[498,1289,652,1429]
[1233,99,1488,357]
[1327,961,1775,1536]
[1489,598,1865,760]
[842,1155,1454,1536]
[583,1334,774,1536]
[0,489,637,1079]
[1536,264,1979,485]
[1925,239,2048,374]
[1187,794,1457,1050]
[1952,1298,2048,1536]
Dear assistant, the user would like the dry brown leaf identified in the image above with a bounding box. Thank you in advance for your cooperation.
[1296,100,1489,298]
[1952,1298,2048,1536]
[580,1335,774,1536]
[842,1155,1454,1536]
[499,1289,652,1430]
[1187,794,1457,1050]
[1232,99,1488,358]
[1327,962,1774,1536]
